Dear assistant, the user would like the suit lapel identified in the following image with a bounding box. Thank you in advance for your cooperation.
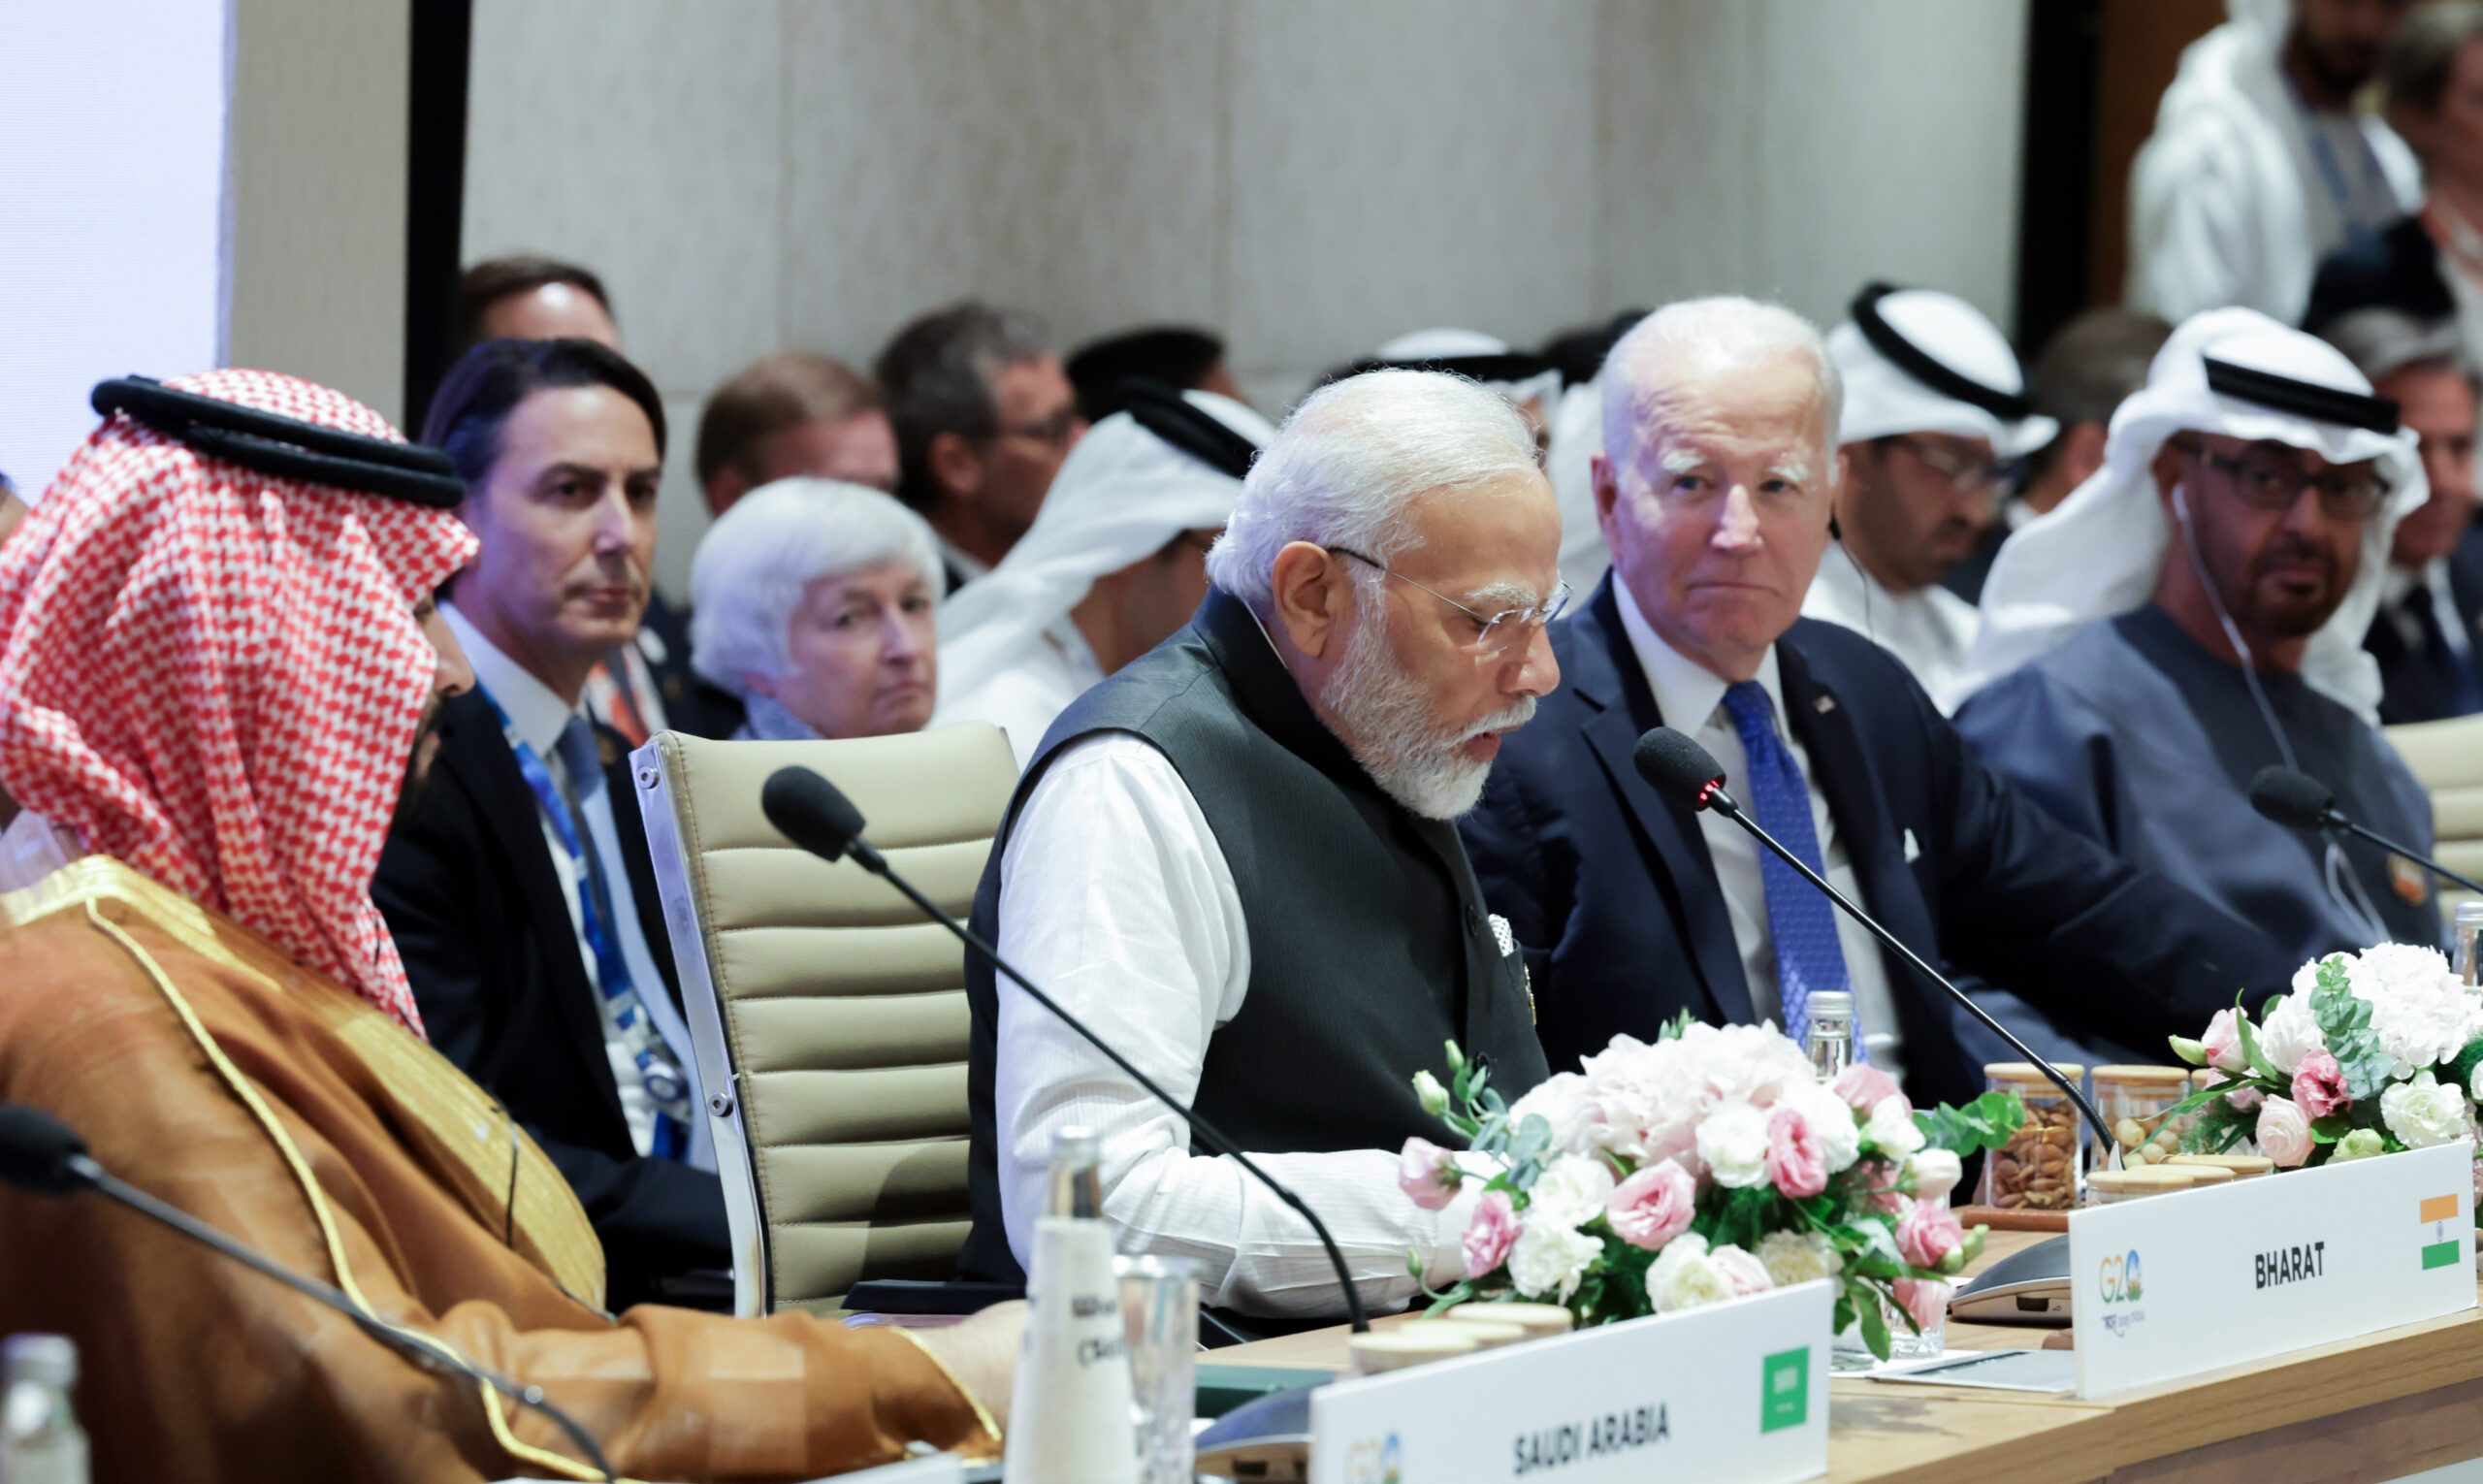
[1775,635,1936,990]
[1571,585,1757,1026]
[435,693,628,1128]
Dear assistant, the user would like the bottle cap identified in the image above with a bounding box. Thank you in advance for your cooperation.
[2458,901,2483,926]
[2,1334,75,1390]
[1807,991,1854,1019]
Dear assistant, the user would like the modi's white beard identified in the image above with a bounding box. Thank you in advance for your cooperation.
[1318,605,1536,820]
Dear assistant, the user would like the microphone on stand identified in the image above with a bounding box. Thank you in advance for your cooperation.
[2247,764,2483,895]
[0,1103,615,1482]
[1630,726,2117,1160]
[758,765,1373,1334]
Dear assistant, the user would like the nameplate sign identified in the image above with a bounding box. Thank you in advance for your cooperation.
[1309,1281,1829,1484]
[2069,1139,2476,1399]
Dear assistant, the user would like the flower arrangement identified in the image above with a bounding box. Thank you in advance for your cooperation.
[2166,944,2483,1191]
[1399,1017,2022,1360]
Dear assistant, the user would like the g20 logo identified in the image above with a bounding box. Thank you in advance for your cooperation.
[1345,1432,1403,1484]
[2098,1249,2144,1304]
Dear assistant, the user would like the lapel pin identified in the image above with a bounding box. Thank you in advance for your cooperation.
[1814,694,1837,715]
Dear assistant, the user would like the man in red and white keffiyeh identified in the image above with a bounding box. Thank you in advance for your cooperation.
[0,369,477,1035]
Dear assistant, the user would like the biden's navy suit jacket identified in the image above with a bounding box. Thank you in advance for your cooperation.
[1460,579,2294,1112]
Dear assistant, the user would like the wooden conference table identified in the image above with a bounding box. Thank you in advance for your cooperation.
[1217,1231,2483,1482]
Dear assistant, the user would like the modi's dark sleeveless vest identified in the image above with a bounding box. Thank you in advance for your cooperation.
[958,587,1548,1284]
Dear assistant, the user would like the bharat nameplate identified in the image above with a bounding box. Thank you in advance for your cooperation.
[2069,1139,2476,1398]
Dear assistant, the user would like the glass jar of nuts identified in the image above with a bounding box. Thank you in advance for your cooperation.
[2094,1065,2194,1169]
[1979,1062,2084,1211]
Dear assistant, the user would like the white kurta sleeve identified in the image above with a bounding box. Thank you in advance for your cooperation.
[992,731,1483,1316]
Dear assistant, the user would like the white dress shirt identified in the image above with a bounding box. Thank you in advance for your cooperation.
[993,727,1486,1316]
[1614,582,1907,1077]
[1801,546,1981,714]
[440,602,714,1174]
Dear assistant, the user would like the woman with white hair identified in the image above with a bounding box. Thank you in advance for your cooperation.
[688,478,945,742]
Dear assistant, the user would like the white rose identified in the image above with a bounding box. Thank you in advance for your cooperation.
[2257,990,2328,1078]
[1755,1229,1843,1288]
[1509,1073,1604,1155]
[1863,1095,1925,1158]
[1695,1101,1772,1188]
[1508,1217,1605,1304]
[2351,945,2480,1077]
[1905,1147,1964,1204]
[2468,1059,2483,1107]
[1648,1233,1734,1313]
[1527,1153,1617,1230]
[2381,1071,2470,1150]
[1779,1082,1862,1174]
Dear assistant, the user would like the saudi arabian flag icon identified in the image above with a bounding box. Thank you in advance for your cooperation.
[2421,1193,2463,1272]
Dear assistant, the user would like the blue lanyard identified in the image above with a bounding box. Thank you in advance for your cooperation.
[479,687,689,1158]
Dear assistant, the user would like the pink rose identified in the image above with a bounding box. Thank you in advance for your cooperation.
[1462,1189,1520,1275]
[1894,1200,1965,1272]
[1397,1137,1460,1211]
[1764,1104,1828,1198]
[2290,1048,2349,1120]
[1832,1064,1905,1115]
[2256,1095,2313,1169]
[1710,1242,1774,1298]
[2201,1008,2247,1075]
[1891,1278,1951,1334]
[1606,1159,1697,1252]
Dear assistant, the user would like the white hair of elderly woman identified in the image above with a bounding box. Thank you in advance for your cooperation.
[688,476,945,695]
[1204,368,1539,615]
[1599,296,1845,477]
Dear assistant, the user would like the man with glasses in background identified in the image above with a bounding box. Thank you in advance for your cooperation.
[1462,299,2290,1105]
[959,370,1558,1325]
[876,301,1088,591]
[1959,307,2443,969]
[1801,284,2058,713]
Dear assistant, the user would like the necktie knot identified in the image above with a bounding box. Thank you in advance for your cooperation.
[1721,680,1779,752]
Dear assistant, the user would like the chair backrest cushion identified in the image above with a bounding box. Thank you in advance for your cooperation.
[635,723,1016,1311]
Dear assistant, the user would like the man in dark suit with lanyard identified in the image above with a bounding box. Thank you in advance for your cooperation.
[375,338,728,1308]
[1460,298,2293,1109]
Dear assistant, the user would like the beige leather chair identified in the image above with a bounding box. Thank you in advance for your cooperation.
[631,723,1018,1316]
[2382,713,2483,922]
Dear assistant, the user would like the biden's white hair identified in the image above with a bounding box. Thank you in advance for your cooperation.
[1600,296,1844,482]
[1205,369,1541,615]
[689,476,945,695]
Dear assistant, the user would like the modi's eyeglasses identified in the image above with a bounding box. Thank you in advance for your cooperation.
[1329,546,1570,650]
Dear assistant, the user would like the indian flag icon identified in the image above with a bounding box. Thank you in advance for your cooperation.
[2420,1194,2464,1272]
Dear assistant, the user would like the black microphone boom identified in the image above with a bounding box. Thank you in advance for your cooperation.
[760,764,1372,1334]
[0,1104,615,1481]
[1630,727,2117,1159]
[2248,764,2483,895]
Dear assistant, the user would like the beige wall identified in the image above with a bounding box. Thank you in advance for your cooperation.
[463,0,2031,601]
[226,0,412,427]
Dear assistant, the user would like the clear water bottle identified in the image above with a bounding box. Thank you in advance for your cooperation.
[1806,990,1856,1081]
[2456,902,2483,988]
[1,1335,88,1484]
